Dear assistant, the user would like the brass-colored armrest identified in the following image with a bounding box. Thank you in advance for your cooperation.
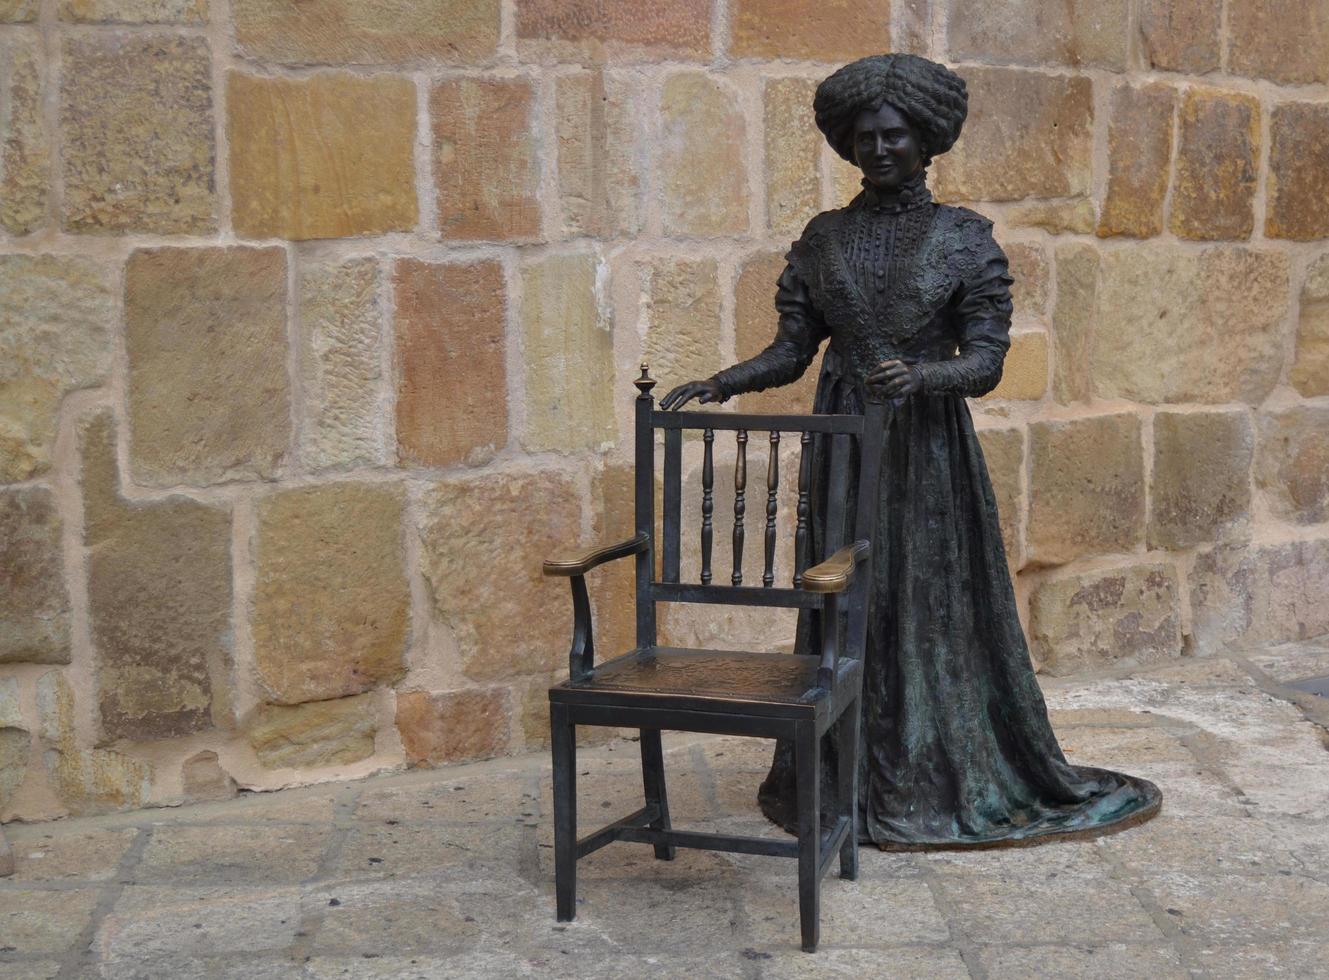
[542,532,648,577]
[801,540,870,593]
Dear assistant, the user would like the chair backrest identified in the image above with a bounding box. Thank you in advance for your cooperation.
[631,365,887,686]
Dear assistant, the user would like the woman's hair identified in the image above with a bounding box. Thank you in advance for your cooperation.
[814,54,968,166]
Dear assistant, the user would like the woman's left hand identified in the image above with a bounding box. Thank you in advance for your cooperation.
[866,359,922,397]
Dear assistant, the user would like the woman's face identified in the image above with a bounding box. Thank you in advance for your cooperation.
[852,103,923,189]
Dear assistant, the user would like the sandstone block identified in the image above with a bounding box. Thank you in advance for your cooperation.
[1098,83,1175,239]
[554,71,641,237]
[0,488,70,665]
[1149,409,1253,550]
[1007,197,1097,235]
[588,461,653,658]
[1292,254,1329,396]
[1267,103,1329,241]
[659,73,748,237]
[640,256,724,391]
[1050,243,1097,404]
[229,72,417,240]
[418,469,582,681]
[37,670,152,814]
[253,482,408,705]
[0,679,19,728]
[59,0,206,21]
[246,694,377,769]
[0,726,28,814]
[1003,241,1049,319]
[0,1,37,19]
[298,257,384,471]
[764,78,820,237]
[731,0,892,62]
[516,0,710,61]
[1029,562,1182,676]
[1027,413,1144,566]
[432,77,539,241]
[1137,0,1221,72]
[946,0,1128,69]
[0,36,49,235]
[233,0,498,64]
[1256,405,1329,525]
[0,254,114,483]
[1089,245,1288,404]
[180,750,236,802]
[735,250,822,415]
[976,426,1023,566]
[395,688,510,766]
[520,252,615,452]
[61,36,214,234]
[1229,0,1329,84]
[932,69,1092,202]
[1169,88,1259,241]
[1191,539,1329,654]
[982,331,1047,401]
[81,412,230,742]
[393,258,508,467]
[126,246,289,486]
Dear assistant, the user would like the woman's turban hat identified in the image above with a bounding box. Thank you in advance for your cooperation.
[814,54,969,165]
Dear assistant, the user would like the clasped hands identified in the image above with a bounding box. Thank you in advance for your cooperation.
[660,359,921,411]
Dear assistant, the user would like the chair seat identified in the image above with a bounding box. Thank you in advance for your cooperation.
[550,647,858,716]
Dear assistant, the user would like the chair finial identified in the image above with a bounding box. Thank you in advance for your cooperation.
[634,363,656,395]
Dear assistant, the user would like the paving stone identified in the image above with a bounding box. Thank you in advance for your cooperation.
[96,886,303,960]
[0,254,114,483]
[744,874,948,948]
[355,769,537,824]
[0,35,49,235]
[332,820,518,880]
[1097,814,1308,878]
[1099,82,1176,239]
[0,488,70,664]
[1,888,102,954]
[393,258,508,467]
[136,825,326,884]
[59,0,206,21]
[61,35,214,234]
[229,72,417,241]
[395,688,511,767]
[1256,404,1329,525]
[1190,539,1329,655]
[431,77,539,241]
[1169,88,1260,241]
[1188,942,1329,980]
[252,482,408,704]
[932,69,1092,202]
[297,257,385,471]
[245,695,378,770]
[980,943,1187,980]
[659,73,748,237]
[1026,413,1143,566]
[80,412,230,742]
[3,826,135,882]
[180,786,341,825]
[520,251,615,453]
[1267,102,1329,241]
[1149,408,1253,549]
[1137,0,1221,72]
[233,0,498,64]
[1228,0,1329,84]
[1057,725,1194,768]
[418,469,581,681]
[307,876,486,955]
[734,249,823,416]
[0,963,58,980]
[764,78,820,238]
[1292,253,1329,396]
[946,0,1128,69]
[566,875,745,953]
[125,246,289,487]
[731,0,892,62]
[762,945,969,978]
[554,71,641,238]
[515,0,710,61]
[1148,872,1329,943]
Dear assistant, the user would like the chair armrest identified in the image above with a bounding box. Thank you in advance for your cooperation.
[543,532,648,577]
[801,540,870,594]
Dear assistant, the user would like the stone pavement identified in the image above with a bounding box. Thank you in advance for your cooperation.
[2,640,1329,980]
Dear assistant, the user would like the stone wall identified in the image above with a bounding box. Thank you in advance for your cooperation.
[2,0,1328,820]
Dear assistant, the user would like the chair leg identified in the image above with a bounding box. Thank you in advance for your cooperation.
[550,702,577,922]
[795,720,821,953]
[639,728,676,861]
[837,693,862,881]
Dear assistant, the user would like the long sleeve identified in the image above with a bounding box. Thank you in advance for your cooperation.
[708,261,830,401]
[915,223,1014,398]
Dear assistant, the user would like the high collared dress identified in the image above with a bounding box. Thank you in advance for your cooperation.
[710,171,1161,848]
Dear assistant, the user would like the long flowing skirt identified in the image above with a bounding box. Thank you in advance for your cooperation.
[758,357,1161,847]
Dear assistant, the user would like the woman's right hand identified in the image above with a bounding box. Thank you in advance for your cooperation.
[660,379,726,411]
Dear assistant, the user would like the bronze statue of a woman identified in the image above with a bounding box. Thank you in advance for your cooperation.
[662,54,1161,849]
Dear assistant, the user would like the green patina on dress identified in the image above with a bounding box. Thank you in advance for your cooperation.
[709,170,1161,848]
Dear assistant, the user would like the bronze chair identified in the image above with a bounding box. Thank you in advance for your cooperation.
[543,366,887,953]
